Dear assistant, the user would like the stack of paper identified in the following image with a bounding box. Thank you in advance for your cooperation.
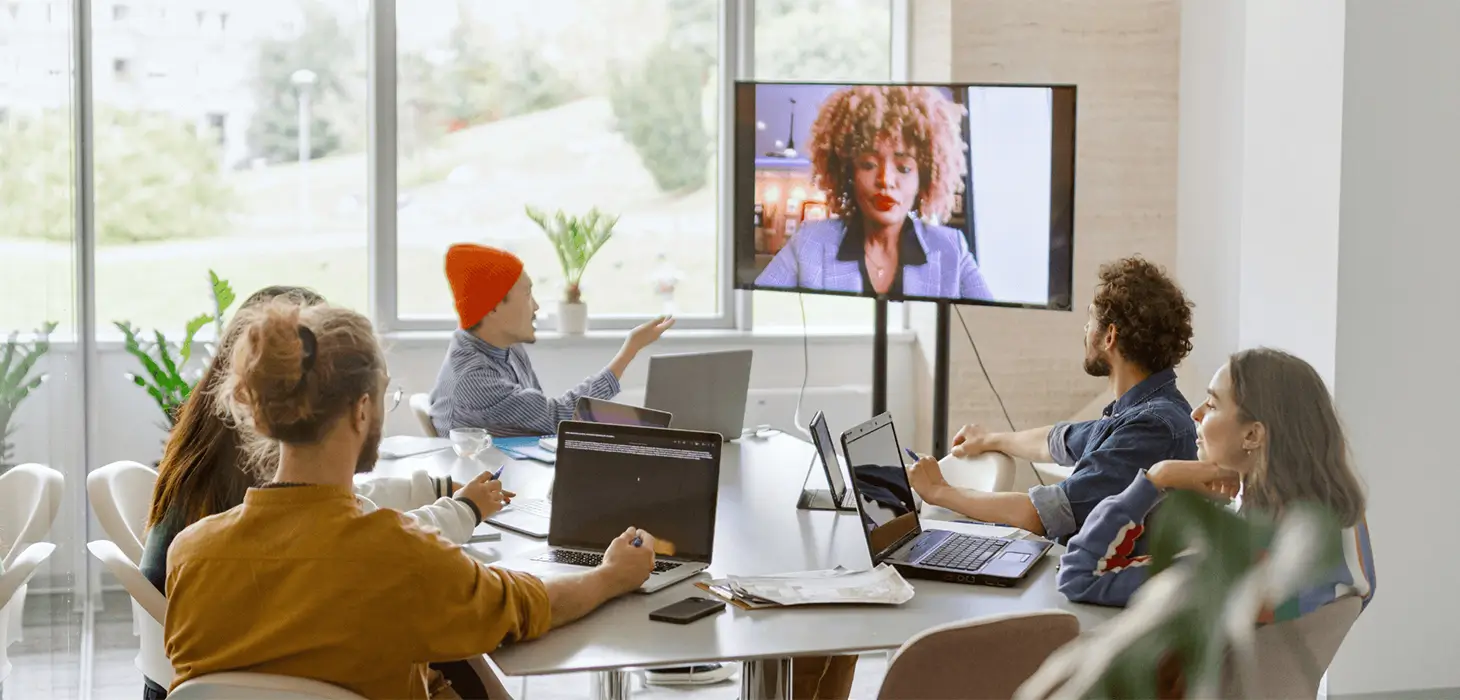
[697,564,915,609]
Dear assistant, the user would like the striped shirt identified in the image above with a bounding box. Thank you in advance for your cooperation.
[428,330,620,438]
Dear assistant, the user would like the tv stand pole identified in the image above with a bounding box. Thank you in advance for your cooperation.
[932,301,952,457]
[870,299,951,457]
[872,298,888,416]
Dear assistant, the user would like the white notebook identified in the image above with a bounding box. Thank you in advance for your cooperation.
[378,436,452,460]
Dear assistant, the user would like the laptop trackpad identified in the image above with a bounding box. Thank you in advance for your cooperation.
[1000,551,1031,563]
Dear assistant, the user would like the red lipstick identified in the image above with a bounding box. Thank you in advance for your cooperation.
[870,195,899,212]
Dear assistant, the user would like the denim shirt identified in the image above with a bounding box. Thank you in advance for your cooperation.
[1028,368,1197,542]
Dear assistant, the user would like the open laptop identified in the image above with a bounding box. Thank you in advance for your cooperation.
[500,421,722,594]
[539,397,674,453]
[839,413,1051,587]
[644,350,752,441]
[796,412,858,511]
[491,399,676,538]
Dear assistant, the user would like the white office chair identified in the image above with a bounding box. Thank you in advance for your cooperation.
[408,393,437,437]
[170,672,368,699]
[0,542,56,686]
[920,452,1016,521]
[0,463,64,645]
[87,540,172,688]
[86,460,158,563]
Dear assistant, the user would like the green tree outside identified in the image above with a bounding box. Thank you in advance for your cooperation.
[0,109,233,244]
[246,0,357,163]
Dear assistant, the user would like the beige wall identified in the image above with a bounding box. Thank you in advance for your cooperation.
[907,0,1181,481]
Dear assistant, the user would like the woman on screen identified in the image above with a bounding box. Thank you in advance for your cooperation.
[754,86,993,300]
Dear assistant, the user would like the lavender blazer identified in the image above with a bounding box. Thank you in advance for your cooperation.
[754,218,994,300]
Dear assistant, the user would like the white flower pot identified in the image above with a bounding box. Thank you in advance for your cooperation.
[557,301,588,334]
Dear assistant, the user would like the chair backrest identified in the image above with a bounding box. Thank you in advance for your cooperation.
[1230,596,1363,698]
[86,460,158,563]
[0,542,55,614]
[0,463,65,569]
[920,452,1016,521]
[87,540,173,684]
[170,672,369,700]
[0,542,55,683]
[409,393,437,438]
[879,611,1080,700]
[87,540,166,623]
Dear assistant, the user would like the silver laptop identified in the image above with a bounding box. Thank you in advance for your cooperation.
[500,421,722,594]
[644,349,753,441]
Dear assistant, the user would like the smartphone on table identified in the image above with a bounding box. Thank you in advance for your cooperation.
[649,596,725,624]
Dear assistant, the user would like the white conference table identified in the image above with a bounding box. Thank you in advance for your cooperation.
[376,433,1117,700]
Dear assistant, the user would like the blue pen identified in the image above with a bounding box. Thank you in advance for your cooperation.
[904,448,920,463]
[632,535,643,548]
[491,464,506,481]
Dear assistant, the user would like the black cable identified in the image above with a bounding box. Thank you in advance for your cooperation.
[953,306,1046,487]
[792,293,811,438]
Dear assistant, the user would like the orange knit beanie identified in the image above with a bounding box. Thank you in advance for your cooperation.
[445,244,524,329]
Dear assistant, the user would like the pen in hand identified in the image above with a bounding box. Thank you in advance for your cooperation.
[904,448,921,463]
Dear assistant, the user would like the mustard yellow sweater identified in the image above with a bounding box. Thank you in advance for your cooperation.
[165,484,551,699]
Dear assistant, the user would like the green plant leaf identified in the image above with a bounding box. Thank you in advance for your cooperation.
[153,330,183,393]
[209,269,236,340]
[180,312,213,367]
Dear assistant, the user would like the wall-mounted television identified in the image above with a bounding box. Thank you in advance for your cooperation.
[733,82,1076,310]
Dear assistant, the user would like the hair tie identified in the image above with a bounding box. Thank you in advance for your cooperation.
[295,325,317,393]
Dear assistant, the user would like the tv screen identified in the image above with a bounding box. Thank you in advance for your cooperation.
[733,82,1076,310]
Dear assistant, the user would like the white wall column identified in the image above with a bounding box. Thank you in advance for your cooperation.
[1329,0,1460,694]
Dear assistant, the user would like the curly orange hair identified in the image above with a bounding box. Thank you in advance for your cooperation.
[807,86,968,221]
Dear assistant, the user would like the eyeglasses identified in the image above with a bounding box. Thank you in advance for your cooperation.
[387,386,404,413]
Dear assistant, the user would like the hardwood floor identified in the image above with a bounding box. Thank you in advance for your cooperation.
[5,591,891,699]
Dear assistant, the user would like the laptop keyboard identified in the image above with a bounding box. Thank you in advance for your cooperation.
[506,498,551,517]
[921,534,1006,571]
[532,549,682,574]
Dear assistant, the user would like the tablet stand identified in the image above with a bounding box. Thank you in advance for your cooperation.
[795,453,856,512]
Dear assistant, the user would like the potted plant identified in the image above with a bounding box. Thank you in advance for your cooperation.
[0,322,57,473]
[116,270,235,430]
[1016,492,1345,699]
[525,205,618,334]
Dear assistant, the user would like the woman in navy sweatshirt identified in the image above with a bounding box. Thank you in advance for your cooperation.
[1057,348,1375,623]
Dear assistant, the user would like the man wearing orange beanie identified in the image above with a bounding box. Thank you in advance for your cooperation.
[428,243,675,438]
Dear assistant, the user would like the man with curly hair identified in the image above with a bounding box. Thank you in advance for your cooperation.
[754,85,993,300]
[908,256,1197,542]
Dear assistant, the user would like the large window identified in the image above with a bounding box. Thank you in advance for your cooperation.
[0,0,76,336]
[91,0,369,334]
[750,0,895,330]
[0,3,83,697]
[395,1,721,324]
[6,0,899,338]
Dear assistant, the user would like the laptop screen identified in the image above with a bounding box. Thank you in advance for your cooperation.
[842,415,922,563]
[551,422,721,562]
[809,412,847,499]
[573,397,673,428]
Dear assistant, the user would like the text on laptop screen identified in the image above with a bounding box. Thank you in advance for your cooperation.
[809,413,847,497]
[552,427,720,560]
[843,421,921,561]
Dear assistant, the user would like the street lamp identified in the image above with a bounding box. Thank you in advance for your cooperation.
[291,68,317,236]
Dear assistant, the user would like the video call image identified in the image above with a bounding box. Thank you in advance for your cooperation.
[734,82,1075,309]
